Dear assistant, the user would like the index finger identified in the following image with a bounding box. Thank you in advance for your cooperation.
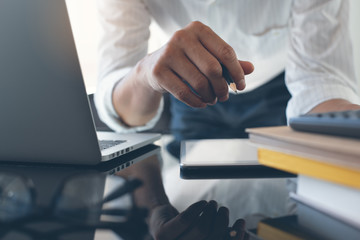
[195,23,245,90]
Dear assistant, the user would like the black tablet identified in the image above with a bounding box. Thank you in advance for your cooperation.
[180,139,294,179]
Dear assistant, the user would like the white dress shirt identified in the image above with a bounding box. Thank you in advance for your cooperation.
[95,0,359,132]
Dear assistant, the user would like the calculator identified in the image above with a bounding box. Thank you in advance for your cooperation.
[289,109,360,139]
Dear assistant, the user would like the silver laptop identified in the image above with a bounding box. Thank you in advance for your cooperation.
[0,0,160,165]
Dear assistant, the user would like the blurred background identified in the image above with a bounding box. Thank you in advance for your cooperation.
[65,0,360,94]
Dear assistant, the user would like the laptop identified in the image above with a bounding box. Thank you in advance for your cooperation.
[0,0,160,165]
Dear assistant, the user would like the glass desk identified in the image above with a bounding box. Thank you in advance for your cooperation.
[1,142,359,240]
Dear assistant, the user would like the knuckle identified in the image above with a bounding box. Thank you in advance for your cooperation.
[150,67,167,92]
[173,87,206,108]
[204,61,222,79]
[191,76,208,91]
[219,45,236,62]
[215,84,229,97]
[175,88,191,102]
[188,20,203,29]
[161,43,175,58]
[170,29,188,44]
[151,63,163,78]
[188,21,209,34]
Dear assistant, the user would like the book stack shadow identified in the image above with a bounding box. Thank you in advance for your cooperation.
[246,126,360,240]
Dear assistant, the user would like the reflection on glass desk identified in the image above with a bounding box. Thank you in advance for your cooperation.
[2,141,358,240]
[253,201,360,240]
[0,145,160,240]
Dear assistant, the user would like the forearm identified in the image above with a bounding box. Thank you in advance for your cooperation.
[116,154,170,211]
[309,98,360,114]
[112,61,163,127]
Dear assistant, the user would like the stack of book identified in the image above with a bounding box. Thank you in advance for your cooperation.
[246,126,360,240]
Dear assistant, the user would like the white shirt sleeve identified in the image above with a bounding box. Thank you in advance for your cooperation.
[286,0,360,119]
[94,0,163,133]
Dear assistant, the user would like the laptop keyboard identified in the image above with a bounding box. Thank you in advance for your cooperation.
[289,109,360,139]
[99,140,126,150]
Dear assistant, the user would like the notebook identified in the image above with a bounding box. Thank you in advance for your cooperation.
[0,0,160,165]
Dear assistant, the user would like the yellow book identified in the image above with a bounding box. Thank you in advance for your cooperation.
[246,126,360,189]
[257,216,320,240]
[257,148,360,189]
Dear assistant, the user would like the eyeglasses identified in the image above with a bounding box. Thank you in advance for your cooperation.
[0,171,148,240]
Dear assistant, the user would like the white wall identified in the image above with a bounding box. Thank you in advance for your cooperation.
[66,0,99,93]
[349,0,360,91]
[66,0,360,94]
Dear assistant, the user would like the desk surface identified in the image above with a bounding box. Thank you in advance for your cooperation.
[0,141,358,240]
[0,145,158,240]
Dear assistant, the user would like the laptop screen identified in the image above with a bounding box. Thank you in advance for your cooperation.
[0,0,101,164]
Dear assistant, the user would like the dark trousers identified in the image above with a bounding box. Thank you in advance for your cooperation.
[167,72,291,158]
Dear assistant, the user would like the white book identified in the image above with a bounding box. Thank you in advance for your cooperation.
[296,175,360,227]
[291,193,360,240]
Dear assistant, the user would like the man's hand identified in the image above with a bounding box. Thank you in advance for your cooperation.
[148,200,248,240]
[137,21,254,108]
[112,21,254,126]
[309,99,360,114]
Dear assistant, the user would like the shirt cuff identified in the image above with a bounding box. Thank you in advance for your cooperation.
[95,68,164,133]
[286,83,360,120]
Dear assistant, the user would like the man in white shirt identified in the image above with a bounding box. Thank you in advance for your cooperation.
[95,0,360,157]
[95,0,360,238]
